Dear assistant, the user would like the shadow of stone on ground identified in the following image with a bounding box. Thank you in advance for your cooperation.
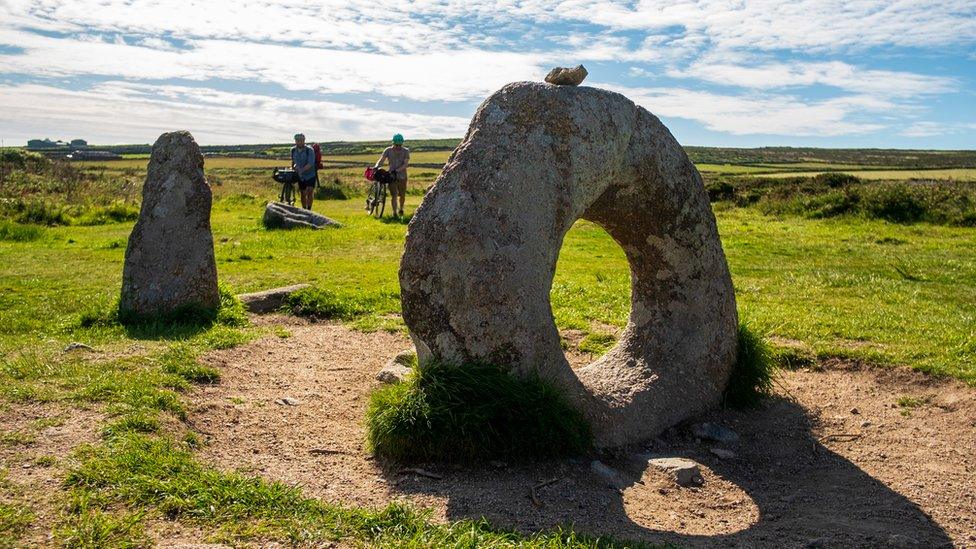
[389,395,952,548]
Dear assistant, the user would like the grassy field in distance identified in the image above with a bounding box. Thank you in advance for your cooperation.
[759,168,976,181]
[76,151,976,181]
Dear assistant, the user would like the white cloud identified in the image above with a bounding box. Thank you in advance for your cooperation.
[0,82,470,144]
[900,122,949,137]
[0,28,546,102]
[4,0,975,59]
[599,83,889,136]
[899,121,976,138]
[0,0,971,144]
[535,0,976,52]
[670,60,957,98]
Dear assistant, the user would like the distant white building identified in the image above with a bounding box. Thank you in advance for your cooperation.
[66,150,122,160]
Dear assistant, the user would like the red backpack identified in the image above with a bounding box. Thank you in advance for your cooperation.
[311,143,323,169]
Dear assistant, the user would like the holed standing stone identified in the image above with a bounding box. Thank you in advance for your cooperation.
[120,131,219,320]
[399,81,738,448]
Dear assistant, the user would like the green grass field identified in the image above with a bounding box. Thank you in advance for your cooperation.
[1,149,974,546]
[760,168,976,181]
[3,192,973,381]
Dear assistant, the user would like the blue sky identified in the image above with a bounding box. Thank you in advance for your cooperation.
[0,0,974,148]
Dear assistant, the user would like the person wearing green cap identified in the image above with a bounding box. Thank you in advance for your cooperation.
[373,133,409,217]
[291,133,317,210]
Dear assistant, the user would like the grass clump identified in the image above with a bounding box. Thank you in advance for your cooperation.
[366,361,591,463]
[86,283,247,335]
[896,395,930,409]
[158,346,220,385]
[723,323,776,409]
[314,182,349,200]
[284,286,393,321]
[73,202,140,226]
[0,470,35,541]
[56,495,149,548]
[577,332,617,355]
[0,501,35,540]
[0,220,45,242]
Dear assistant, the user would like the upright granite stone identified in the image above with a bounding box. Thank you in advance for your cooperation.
[120,131,219,319]
[399,81,738,448]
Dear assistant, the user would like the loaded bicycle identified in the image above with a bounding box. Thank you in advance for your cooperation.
[272,167,298,205]
[364,167,395,218]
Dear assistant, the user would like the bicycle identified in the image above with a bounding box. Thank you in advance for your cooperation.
[364,167,390,218]
[272,167,298,205]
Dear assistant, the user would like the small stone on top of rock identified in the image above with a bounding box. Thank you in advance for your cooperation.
[544,65,588,86]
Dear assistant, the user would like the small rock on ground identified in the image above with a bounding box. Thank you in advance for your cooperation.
[590,460,626,488]
[376,349,416,383]
[376,363,412,384]
[692,422,739,443]
[648,457,703,487]
[63,342,94,352]
[710,447,737,459]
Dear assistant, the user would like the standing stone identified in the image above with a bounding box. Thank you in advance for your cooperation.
[120,131,218,320]
[399,81,738,448]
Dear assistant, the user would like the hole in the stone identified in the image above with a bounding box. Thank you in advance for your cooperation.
[549,219,631,369]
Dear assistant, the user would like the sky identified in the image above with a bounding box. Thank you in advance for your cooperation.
[0,0,974,148]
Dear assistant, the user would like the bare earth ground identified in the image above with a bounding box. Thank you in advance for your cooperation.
[185,316,976,548]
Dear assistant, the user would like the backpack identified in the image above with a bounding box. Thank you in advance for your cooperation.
[311,143,323,170]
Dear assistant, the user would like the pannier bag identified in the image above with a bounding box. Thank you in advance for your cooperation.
[273,167,299,184]
[365,167,396,185]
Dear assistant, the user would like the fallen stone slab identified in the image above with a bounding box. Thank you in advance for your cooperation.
[648,457,703,487]
[263,202,341,230]
[545,64,588,86]
[376,349,417,383]
[237,283,311,314]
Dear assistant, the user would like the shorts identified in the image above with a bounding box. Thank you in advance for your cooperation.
[387,172,407,196]
[298,177,316,190]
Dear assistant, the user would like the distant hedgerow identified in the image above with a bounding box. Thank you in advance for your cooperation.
[706,174,976,226]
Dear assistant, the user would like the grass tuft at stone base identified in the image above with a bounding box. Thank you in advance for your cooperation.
[365,361,591,463]
[723,322,776,409]
[81,283,247,336]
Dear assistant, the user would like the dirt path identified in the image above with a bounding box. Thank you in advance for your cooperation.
[193,317,976,548]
